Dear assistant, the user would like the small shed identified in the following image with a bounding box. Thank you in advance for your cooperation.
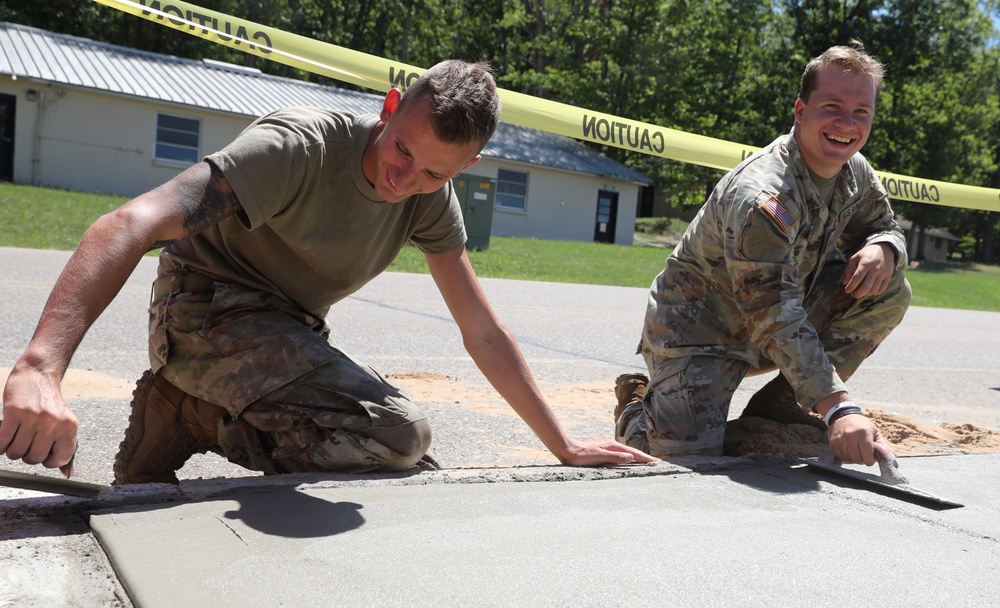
[895,217,960,262]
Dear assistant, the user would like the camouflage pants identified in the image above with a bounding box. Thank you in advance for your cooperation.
[618,262,911,457]
[148,270,432,474]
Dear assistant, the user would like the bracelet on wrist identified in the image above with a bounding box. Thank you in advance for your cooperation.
[824,401,863,426]
[827,407,862,425]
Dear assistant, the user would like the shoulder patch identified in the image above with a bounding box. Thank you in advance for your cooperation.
[760,195,795,233]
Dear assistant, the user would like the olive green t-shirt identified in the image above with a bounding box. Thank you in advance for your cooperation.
[159,107,467,316]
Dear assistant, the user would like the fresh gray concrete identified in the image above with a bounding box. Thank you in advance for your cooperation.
[2,246,1000,607]
[5,455,1000,607]
[87,456,998,608]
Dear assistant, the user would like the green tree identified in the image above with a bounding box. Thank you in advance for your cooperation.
[867,0,1000,260]
[630,0,795,210]
[5,0,1000,261]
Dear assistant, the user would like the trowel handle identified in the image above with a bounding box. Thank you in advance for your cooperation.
[876,450,908,484]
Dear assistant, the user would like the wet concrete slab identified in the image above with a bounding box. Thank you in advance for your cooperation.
[4,248,1000,606]
[86,455,1000,608]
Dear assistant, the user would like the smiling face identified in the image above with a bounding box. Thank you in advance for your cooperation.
[363,89,482,203]
[794,65,877,179]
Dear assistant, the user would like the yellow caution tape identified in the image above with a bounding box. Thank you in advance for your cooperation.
[93,0,1000,212]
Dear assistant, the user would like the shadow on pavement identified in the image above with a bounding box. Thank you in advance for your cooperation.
[222,487,366,538]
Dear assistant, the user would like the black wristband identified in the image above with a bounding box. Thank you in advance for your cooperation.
[827,406,862,425]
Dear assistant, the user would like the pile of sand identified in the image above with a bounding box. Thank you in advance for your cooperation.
[725,409,1000,459]
[867,409,1000,456]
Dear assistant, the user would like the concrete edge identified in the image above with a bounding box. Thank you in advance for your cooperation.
[1,455,792,520]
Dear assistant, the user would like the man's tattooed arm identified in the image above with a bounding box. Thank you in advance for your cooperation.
[147,162,243,251]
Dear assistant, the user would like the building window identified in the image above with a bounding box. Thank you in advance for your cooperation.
[155,113,200,163]
[496,168,528,211]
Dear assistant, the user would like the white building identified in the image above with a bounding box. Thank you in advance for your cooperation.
[0,22,650,246]
[895,217,960,262]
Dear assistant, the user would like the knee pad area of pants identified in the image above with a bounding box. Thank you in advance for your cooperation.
[365,418,433,469]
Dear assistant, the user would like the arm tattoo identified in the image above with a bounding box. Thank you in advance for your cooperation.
[150,162,243,248]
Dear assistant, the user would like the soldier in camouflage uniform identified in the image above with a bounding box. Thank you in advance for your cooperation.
[1,60,652,482]
[616,43,910,466]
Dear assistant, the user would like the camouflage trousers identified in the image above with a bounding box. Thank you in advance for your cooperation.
[148,270,432,474]
[617,262,911,457]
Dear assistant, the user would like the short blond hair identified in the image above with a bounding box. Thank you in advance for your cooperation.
[799,40,884,102]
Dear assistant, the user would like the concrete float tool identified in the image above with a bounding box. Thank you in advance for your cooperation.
[0,450,108,498]
[0,468,108,498]
[799,453,963,508]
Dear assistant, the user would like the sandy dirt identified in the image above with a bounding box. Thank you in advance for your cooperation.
[0,368,134,400]
[386,371,1000,461]
[724,410,1000,459]
[4,367,999,463]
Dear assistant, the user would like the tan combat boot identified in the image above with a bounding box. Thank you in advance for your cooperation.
[739,373,827,431]
[113,370,222,484]
[614,373,649,422]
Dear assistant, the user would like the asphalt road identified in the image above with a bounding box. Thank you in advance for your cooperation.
[3,246,1000,608]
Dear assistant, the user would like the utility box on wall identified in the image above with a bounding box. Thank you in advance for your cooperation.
[453,173,496,250]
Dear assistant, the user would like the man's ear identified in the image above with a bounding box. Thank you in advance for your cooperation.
[453,155,481,177]
[793,98,805,124]
[380,88,402,122]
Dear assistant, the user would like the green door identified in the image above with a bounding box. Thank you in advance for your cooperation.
[453,173,496,250]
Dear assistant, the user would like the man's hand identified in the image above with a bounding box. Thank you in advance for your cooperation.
[1,366,79,477]
[557,439,658,467]
[843,242,895,299]
[827,412,895,466]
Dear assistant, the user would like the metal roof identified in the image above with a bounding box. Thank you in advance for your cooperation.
[0,21,650,185]
[484,123,651,184]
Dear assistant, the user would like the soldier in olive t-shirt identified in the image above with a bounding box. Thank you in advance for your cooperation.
[0,60,652,482]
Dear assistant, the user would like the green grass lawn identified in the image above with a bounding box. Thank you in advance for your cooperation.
[2,182,999,312]
[392,240,1000,312]
[903,261,1000,311]
[0,182,127,250]
[389,238,671,288]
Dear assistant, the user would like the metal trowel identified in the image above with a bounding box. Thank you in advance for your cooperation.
[0,449,108,499]
[798,452,963,508]
[0,468,108,498]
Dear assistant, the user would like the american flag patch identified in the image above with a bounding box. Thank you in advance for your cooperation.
[760,196,795,232]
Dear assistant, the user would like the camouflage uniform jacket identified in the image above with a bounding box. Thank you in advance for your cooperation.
[642,128,907,409]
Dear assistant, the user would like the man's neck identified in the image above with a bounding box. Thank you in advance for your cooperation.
[807,166,837,205]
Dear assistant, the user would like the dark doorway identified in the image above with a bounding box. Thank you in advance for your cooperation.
[594,190,618,243]
[0,94,14,182]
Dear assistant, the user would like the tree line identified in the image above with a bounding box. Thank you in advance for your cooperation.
[3,0,999,262]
